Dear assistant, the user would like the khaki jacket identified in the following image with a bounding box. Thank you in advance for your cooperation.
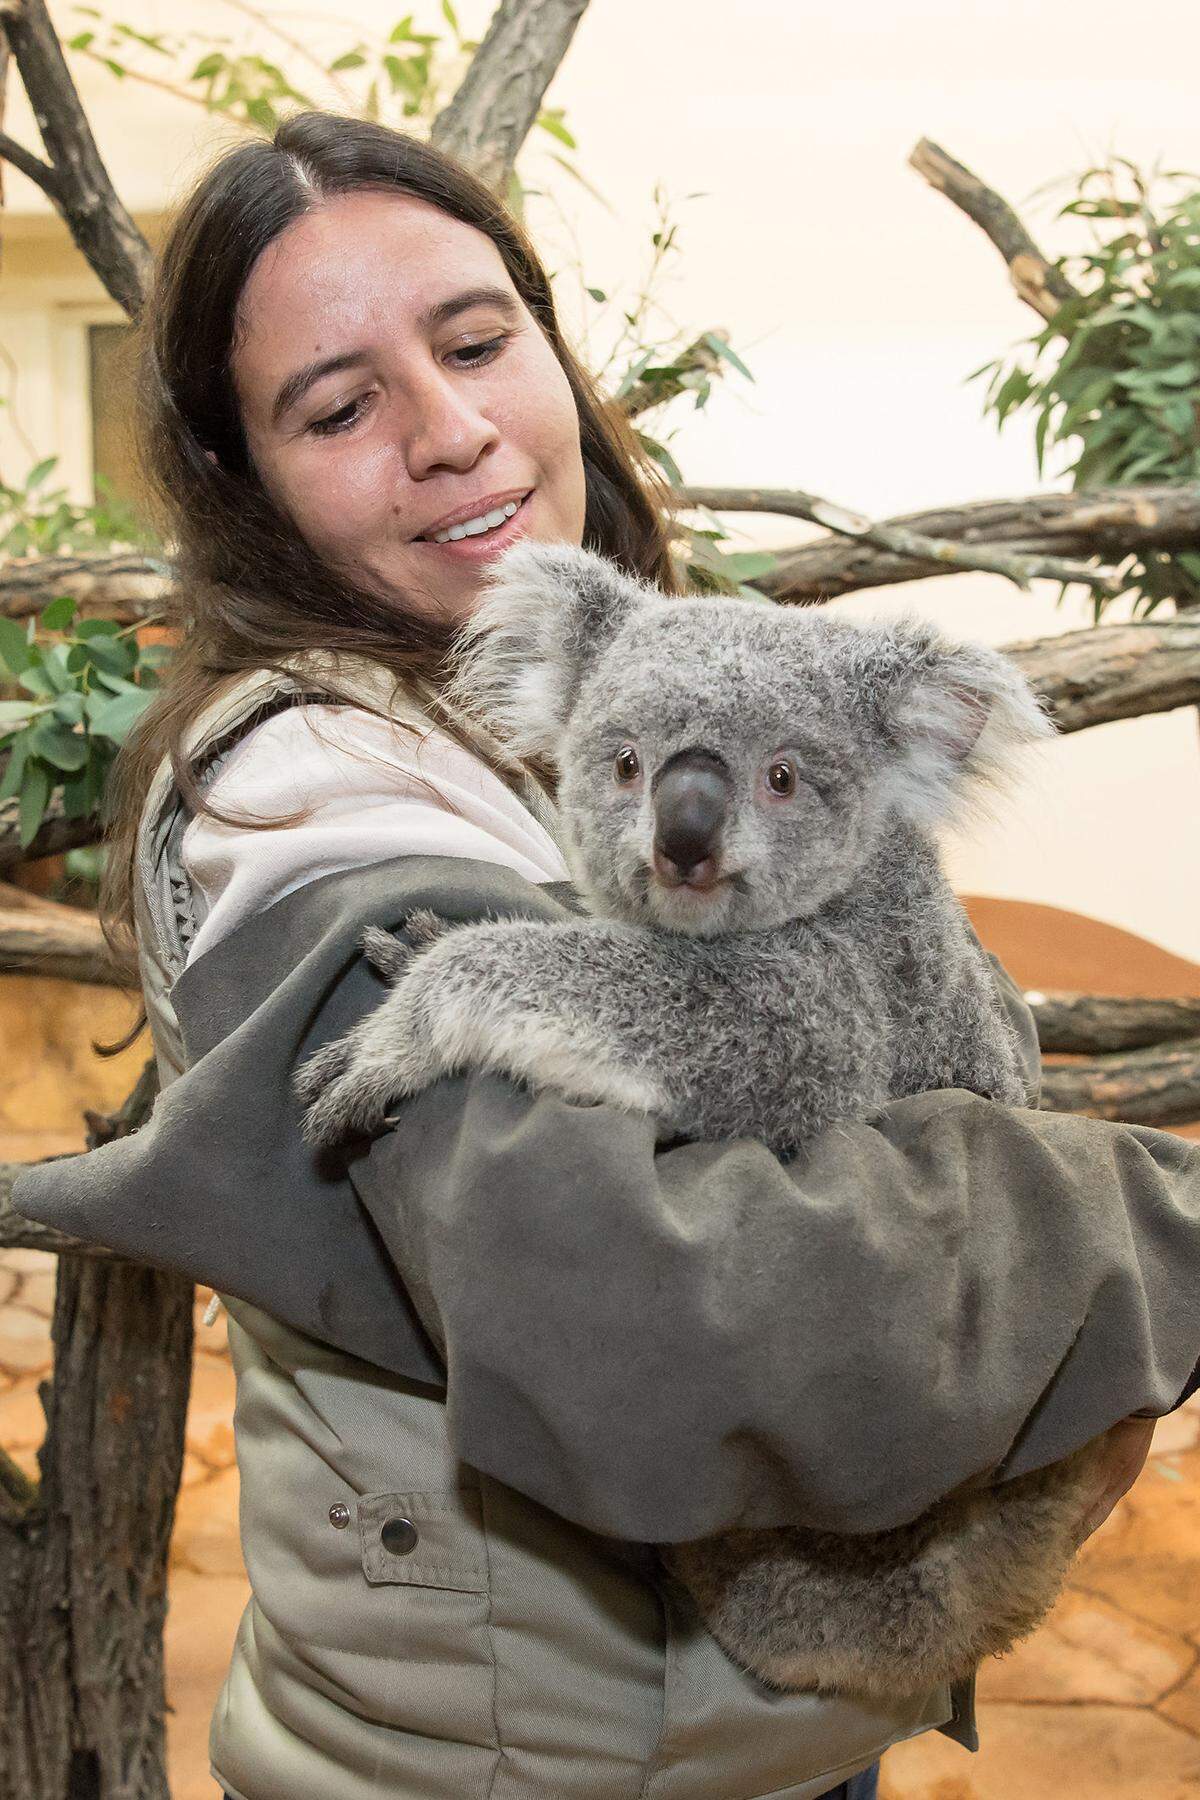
[16,655,1200,1798]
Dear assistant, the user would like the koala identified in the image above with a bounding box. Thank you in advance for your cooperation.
[296,539,1109,1702]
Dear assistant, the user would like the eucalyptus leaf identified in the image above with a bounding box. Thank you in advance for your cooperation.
[86,687,154,742]
[18,760,51,849]
[40,593,76,631]
[0,616,33,675]
[28,717,88,772]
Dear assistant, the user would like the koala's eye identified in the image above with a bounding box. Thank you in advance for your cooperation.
[767,758,796,796]
[614,746,640,783]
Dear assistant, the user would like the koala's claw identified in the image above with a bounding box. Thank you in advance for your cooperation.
[361,909,453,982]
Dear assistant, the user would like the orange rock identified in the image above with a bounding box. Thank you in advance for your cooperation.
[17,1268,57,1320]
[163,1569,250,1800]
[881,1700,1200,1797]
[0,1304,53,1376]
[184,1356,237,1470]
[170,1466,244,1579]
[1071,1448,1200,1642]
[0,1377,48,1450]
[979,1587,1191,1706]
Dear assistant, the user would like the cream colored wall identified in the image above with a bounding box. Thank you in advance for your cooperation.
[1,0,1198,957]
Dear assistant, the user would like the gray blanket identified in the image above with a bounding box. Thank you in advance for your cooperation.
[12,854,1200,1541]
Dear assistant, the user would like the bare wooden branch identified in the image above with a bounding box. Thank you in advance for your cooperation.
[0,883,126,985]
[0,552,171,621]
[1029,991,1200,1055]
[0,0,151,316]
[908,138,1082,324]
[1006,617,1200,734]
[678,482,1200,605]
[1040,1040,1200,1126]
[0,124,57,200]
[431,0,591,191]
[676,484,1125,598]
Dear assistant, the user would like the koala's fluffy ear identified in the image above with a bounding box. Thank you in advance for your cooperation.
[871,621,1056,829]
[445,541,654,759]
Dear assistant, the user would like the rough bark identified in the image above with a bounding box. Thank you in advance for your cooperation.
[0,0,150,317]
[908,137,1082,324]
[675,483,1123,597]
[1030,991,1200,1055]
[0,553,171,622]
[0,883,126,985]
[1006,618,1200,735]
[0,788,107,870]
[692,482,1200,605]
[1040,1040,1200,1126]
[0,1064,191,1800]
[430,0,591,191]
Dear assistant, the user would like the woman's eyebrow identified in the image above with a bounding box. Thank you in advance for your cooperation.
[271,286,522,426]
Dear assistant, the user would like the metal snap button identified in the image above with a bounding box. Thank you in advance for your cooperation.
[328,1502,351,1529]
[380,1515,419,1556]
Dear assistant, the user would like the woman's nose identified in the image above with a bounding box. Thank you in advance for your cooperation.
[400,367,500,480]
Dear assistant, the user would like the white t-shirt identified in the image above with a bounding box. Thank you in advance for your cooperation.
[181,702,570,968]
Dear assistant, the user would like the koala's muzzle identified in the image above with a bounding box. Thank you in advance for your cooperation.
[652,749,731,888]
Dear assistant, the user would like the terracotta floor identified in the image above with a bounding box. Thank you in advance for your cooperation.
[3,896,1199,1796]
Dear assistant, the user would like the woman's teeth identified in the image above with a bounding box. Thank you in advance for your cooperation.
[431,499,521,544]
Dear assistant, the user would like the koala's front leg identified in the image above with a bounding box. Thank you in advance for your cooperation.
[297,914,671,1147]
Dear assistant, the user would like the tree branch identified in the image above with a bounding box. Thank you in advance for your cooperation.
[0,788,108,869]
[1040,1040,1200,1126]
[1005,617,1200,734]
[0,883,127,985]
[0,0,151,316]
[676,484,1125,598]
[0,552,171,621]
[908,138,1082,324]
[1029,992,1200,1055]
[676,482,1200,604]
[431,0,590,191]
[0,123,57,200]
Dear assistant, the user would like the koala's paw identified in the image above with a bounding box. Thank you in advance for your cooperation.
[361,910,454,982]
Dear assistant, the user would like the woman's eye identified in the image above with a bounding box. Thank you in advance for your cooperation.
[448,333,509,368]
[309,396,369,438]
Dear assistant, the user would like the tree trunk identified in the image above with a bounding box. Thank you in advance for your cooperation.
[2,1060,193,1800]
[0,1262,193,1800]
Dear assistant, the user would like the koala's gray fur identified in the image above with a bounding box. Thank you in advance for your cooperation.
[296,540,1107,1702]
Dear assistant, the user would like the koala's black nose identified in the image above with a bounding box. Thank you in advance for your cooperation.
[652,749,730,886]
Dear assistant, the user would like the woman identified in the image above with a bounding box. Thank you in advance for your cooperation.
[14,112,1197,1800]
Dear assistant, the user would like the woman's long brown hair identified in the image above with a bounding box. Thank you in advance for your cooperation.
[99,110,679,1016]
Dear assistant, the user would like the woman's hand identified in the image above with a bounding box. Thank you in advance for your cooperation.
[1071,1415,1158,1549]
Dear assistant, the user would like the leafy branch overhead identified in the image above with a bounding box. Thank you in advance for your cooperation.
[914,142,1200,620]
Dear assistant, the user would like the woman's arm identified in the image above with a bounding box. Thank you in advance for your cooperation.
[350,1055,1200,1543]
[13,787,1197,1545]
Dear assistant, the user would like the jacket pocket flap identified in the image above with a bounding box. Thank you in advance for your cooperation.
[358,1489,490,1593]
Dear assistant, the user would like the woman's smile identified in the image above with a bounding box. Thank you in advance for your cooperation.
[231,188,587,624]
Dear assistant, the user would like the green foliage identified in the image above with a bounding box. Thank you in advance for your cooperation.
[0,596,165,848]
[972,157,1200,618]
[0,453,166,849]
[0,456,151,558]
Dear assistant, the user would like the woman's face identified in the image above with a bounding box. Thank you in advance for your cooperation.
[230,188,588,625]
